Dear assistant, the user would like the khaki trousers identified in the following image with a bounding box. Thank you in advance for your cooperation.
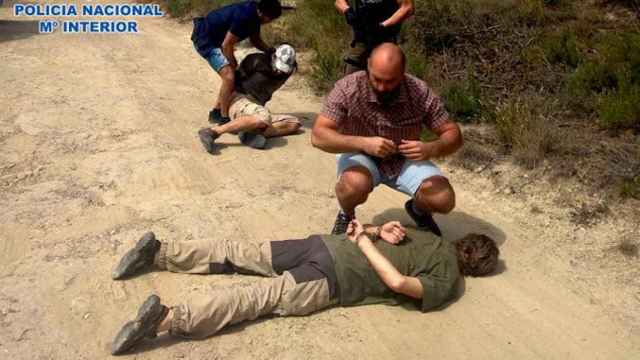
[155,237,337,339]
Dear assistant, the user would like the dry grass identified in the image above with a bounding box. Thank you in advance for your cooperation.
[494,98,556,169]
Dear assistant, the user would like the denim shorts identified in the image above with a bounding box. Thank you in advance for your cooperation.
[202,47,230,73]
[336,153,444,196]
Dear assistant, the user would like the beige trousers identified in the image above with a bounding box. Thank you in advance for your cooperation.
[155,239,335,339]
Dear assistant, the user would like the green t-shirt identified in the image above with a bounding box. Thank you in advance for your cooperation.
[321,228,460,312]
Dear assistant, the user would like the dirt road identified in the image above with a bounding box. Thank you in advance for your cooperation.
[1,3,638,359]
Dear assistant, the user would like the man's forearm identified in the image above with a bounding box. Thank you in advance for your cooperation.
[250,36,270,52]
[311,128,367,153]
[428,125,463,158]
[381,3,414,27]
[335,0,349,14]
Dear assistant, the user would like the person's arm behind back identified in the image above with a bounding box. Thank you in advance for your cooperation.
[346,221,423,299]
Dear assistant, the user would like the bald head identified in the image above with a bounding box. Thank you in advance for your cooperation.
[367,43,405,103]
[369,43,406,73]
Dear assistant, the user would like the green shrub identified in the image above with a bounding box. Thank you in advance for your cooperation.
[597,84,640,131]
[542,30,581,67]
[568,61,618,99]
[568,32,640,126]
[411,0,474,52]
[405,46,429,78]
[495,99,556,168]
[620,175,640,200]
[442,77,482,122]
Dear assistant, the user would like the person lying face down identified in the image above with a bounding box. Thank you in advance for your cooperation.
[198,44,301,153]
[109,219,499,355]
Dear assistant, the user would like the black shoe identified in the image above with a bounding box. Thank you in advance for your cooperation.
[111,295,169,355]
[112,232,160,280]
[208,109,230,125]
[198,128,220,154]
[331,211,353,235]
[238,131,267,149]
[404,200,442,237]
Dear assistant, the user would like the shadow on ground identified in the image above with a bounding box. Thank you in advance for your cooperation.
[372,208,507,247]
[0,20,40,43]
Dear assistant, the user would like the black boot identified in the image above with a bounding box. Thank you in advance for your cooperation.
[112,232,160,280]
[404,200,442,237]
[331,211,353,235]
[111,294,169,355]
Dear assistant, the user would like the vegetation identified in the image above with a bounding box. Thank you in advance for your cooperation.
[160,0,639,196]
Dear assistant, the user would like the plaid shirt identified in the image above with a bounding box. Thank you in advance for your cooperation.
[321,71,450,177]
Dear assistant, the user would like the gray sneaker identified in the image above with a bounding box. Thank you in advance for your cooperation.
[112,232,160,280]
[238,131,267,149]
[111,295,169,355]
[198,128,220,154]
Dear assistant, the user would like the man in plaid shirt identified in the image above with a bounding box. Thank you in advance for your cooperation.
[311,43,463,235]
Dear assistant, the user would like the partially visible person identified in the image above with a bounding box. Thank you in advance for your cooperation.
[198,44,301,153]
[191,0,282,125]
[311,43,463,235]
[109,217,500,355]
[335,0,414,74]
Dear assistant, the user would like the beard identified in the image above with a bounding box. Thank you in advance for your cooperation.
[374,86,401,104]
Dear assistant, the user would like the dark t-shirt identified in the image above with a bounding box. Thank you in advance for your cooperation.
[235,53,291,105]
[321,228,460,312]
[350,0,401,43]
[194,1,260,54]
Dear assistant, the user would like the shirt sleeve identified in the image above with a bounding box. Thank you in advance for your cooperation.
[423,89,450,130]
[417,269,459,312]
[320,81,348,124]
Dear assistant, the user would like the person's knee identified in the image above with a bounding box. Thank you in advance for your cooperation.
[336,168,373,198]
[416,176,456,214]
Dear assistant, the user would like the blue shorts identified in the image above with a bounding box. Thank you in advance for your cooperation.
[198,47,230,73]
[336,153,445,196]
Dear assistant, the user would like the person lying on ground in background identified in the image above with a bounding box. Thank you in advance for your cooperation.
[311,43,463,236]
[110,218,499,355]
[191,0,282,125]
[198,44,302,153]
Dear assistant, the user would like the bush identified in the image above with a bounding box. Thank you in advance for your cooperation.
[442,77,482,122]
[542,30,581,67]
[568,32,640,129]
[620,175,640,199]
[597,84,640,131]
[495,99,556,168]
[568,61,618,99]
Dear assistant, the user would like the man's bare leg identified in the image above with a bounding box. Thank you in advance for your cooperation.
[216,65,235,118]
[212,115,267,136]
[263,117,302,138]
[335,167,374,217]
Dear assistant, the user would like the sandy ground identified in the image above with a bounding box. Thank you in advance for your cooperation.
[1,3,639,359]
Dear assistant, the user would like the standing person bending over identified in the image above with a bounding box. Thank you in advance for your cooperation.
[191,0,282,125]
[336,0,414,74]
[311,43,463,235]
[198,44,301,153]
[109,218,499,355]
